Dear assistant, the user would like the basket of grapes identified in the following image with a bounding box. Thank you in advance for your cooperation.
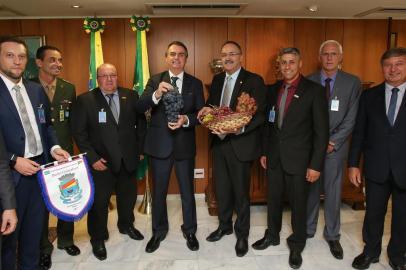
[200,92,257,131]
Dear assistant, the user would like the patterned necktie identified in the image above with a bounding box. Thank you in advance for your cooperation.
[325,77,332,100]
[221,76,232,107]
[278,84,289,129]
[13,85,38,154]
[171,76,179,92]
[107,94,119,123]
[387,87,399,126]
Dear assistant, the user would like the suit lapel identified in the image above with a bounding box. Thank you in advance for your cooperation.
[24,80,42,128]
[330,71,342,99]
[212,73,226,106]
[282,78,306,123]
[53,78,66,106]
[375,84,391,128]
[117,88,128,124]
[0,78,21,123]
[182,73,192,96]
[394,89,406,127]
[229,68,247,109]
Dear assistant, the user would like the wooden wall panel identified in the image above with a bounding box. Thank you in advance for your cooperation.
[392,20,406,47]
[342,20,386,85]
[325,19,344,44]
[293,19,325,76]
[21,20,40,35]
[246,18,294,84]
[0,20,21,35]
[227,18,246,67]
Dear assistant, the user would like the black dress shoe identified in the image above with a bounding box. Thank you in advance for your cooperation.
[252,229,280,250]
[289,250,303,269]
[389,260,406,270]
[183,233,199,251]
[92,241,107,261]
[206,228,233,242]
[58,244,81,256]
[39,253,52,270]
[352,253,379,269]
[119,226,144,240]
[327,240,343,260]
[145,234,166,253]
[235,238,248,257]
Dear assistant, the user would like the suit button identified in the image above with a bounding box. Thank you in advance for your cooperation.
[51,107,54,111]
[51,118,55,122]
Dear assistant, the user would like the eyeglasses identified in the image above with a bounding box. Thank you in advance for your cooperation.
[97,74,117,79]
[320,52,340,58]
[220,52,241,58]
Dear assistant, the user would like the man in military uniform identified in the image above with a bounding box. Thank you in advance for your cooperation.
[32,45,78,270]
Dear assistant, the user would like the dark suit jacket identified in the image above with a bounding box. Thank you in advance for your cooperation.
[307,70,361,158]
[263,77,329,175]
[31,77,76,154]
[0,78,58,185]
[137,71,205,160]
[71,87,146,174]
[207,68,267,161]
[348,83,406,188]
[0,131,16,213]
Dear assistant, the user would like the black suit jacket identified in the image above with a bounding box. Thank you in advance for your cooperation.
[71,87,146,173]
[207,68,267,161]
[263,77,329,174]
[348,83,406,188]
[0,131,15,213]
[137,71,205,160]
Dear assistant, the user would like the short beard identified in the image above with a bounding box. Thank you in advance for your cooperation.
[1,69,23,81]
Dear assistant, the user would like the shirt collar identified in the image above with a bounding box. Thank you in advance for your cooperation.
[100,89,118,97]
[225,67,241,81]
[321,70,338,83]
[39,77,57,89]
[385,81,406,93]
[283,74,302,89]
[169,70,184,82]
[0,73,23,92]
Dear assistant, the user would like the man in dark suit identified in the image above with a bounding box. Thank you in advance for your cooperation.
[0,36,70,270]
[306,40,361,260]
[71,63,146,261]
[0,132,17,269]
[198,41,266,257]
[348,48,406,270]
[137,41,204,253]
[32,45,79,270]
[252,47,329,269]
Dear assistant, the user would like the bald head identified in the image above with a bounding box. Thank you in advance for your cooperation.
[97,63,118,93]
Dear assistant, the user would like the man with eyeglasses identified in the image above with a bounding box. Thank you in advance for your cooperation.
[71,63,146,260]
[306,40,361,261]
[198,40,266,257]
[32,45,79,270]
[137,41,204,253]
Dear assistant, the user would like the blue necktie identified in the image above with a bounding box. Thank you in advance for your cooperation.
[387,88,399,126]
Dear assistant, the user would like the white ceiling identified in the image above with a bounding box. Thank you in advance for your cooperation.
[1,0,406,19]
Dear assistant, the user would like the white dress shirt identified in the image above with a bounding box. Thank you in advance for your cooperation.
[385,81,406,122]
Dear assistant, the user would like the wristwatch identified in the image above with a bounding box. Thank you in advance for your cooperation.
[10,154,17,168]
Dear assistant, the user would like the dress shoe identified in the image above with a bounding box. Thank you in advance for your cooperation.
[206,228,233,242]
[119,226,144,240]
[235,238,248,257]
[58,244,81,256]
[252,229,280,250]
[389,260,406,270]
[327,240,343,259]
[352,253,379,269]
[183,232,199,251]
[145,234,166,253]
[91,241,107,261]
[289,250,303,269]
[39,253,52,270]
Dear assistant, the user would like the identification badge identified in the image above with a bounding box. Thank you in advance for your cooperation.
[59,106,65,122]
[38,105,46,123]
[99,109,107,123]
[268,106,276,123]
[65,110,69,118]
[331,98,339,111]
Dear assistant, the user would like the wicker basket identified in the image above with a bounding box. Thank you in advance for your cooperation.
[203,112,253,131]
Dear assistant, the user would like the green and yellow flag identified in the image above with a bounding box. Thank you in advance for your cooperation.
[84,17,105,90]
[131,16,151,180]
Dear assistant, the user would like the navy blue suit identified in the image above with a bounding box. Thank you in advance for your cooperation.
[137,71,204,237]
[0,77,58,270]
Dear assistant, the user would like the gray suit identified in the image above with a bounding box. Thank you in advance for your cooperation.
[0,131,16,269]
[306,70,361,240]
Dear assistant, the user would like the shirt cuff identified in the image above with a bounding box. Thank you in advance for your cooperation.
[236,126,245,135]
[152,91,161,104]
[50,145,61,155]
[182,115,190,127]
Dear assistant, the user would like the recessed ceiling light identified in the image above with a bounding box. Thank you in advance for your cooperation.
[307,5,318,12]
[71,5,82,8]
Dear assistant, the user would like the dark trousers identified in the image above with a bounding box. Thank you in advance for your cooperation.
[150,156,197,237]
[363,175,406,265]
[267,162,309,252]
[88,163,137,243]
[213,140,252,238]
[40,212,74,254]
[2,175,46,270]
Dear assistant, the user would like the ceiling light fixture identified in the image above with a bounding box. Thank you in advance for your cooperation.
[307,5,318,12]
[71,5,82,8]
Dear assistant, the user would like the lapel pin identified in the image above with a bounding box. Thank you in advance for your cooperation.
[294,94,299,98]
[240,81,243,84]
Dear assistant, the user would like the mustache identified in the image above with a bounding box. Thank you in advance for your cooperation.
[224,60,234,64]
